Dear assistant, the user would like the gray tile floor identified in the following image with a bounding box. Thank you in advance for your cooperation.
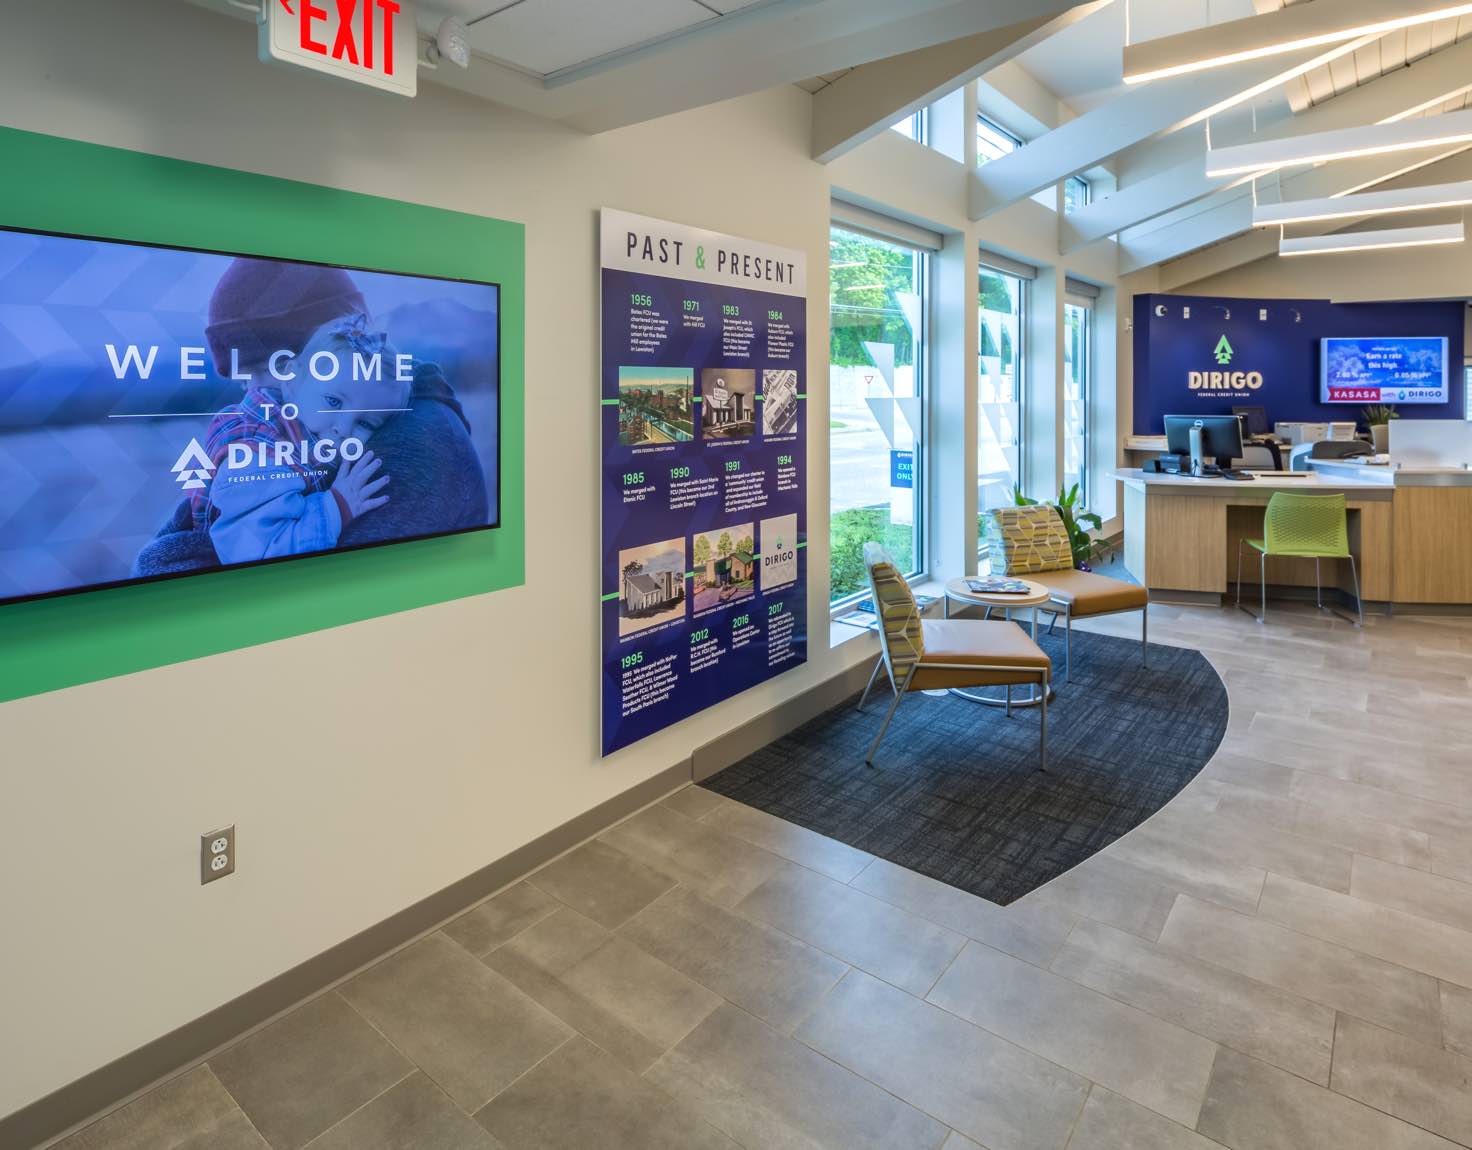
[47,604,1472,1150]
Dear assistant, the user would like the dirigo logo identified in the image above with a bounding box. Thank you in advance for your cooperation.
[171,439,217,491]
[1190,334,1261,391]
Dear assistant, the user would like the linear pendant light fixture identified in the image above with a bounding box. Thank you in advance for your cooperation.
[1254,179,1472,227]
[1206,107,1472,177]
[1278,221,1465,257]
[1124,0,1472,85]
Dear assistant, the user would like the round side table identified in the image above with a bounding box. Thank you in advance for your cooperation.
[942,576,1055,710]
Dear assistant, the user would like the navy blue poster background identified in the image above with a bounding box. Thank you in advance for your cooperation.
[1133,293,1465,434]
[600,227,807,756]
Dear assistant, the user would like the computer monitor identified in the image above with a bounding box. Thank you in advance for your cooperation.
[1232,405,1270,438]
[1163,414,1245,472]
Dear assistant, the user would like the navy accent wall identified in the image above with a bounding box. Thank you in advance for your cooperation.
[1133,293,1466,435]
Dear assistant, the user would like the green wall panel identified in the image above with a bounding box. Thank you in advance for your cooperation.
[0,127,525,703]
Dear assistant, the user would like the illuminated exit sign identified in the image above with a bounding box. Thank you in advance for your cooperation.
[259,0,419,98]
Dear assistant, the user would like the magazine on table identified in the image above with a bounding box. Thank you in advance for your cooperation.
[965,577,1033,595]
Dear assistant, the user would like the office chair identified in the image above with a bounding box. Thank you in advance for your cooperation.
[1309,440,1373,460]
[1236,492,1363,626]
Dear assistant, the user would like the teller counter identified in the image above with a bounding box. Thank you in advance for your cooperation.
[1118,467,1472,609]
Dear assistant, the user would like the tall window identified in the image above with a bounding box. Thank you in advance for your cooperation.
[890,110,928,144]
[976,115,1021,165]
[1064,175,1090,215]
[1064,300,1092,507]
[829,226,927,602]
[1466,364,1472,419]
[978,265,1024,537]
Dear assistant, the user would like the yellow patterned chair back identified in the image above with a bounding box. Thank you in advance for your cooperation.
[984,505,1074,576]
[863,542,923,682]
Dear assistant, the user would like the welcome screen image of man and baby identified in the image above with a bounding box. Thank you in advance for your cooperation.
[0,229,500,604]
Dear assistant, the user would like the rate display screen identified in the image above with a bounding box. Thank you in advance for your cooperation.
[0,227,499,605]
[1319,336,1449,404]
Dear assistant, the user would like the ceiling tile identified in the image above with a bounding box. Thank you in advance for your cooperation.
[469,0,713,75]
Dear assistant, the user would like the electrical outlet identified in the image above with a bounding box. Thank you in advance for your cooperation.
[201,825,235,885]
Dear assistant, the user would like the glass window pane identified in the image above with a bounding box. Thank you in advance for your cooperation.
[1064,175,1090,215]
[890,110,926,143]
[830,226,926,602]
[976,115,1020,165]
[1064,302,1091,508]
[978,267,1023,545]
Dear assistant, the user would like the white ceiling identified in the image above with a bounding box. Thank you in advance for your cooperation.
[421,0,773,77]
[1013,0,1263,113]
[1284,14,1472,113]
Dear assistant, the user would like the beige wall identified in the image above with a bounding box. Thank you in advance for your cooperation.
[0,0,1121,1118]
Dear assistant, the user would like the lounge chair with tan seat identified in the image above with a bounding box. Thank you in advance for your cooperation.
[983,505,1149,683]
[858,543,1052,769]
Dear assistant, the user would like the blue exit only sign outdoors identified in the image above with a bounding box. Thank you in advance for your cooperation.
[259,0,419,98]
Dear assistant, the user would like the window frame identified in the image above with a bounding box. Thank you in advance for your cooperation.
[1063,296,1093,510]
[890,108,929,146]
[826,223,932,609]
[976,114,1022,165]
[1064,175,1091,215]
[977,261,1028,550]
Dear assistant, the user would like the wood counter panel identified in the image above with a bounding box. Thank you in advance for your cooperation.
[1393,488,1472,604]
[1146,493,1228,592]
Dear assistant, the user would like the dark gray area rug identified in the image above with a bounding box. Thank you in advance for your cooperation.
[701,628,1228,906]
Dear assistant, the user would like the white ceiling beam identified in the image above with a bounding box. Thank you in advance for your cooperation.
[1064,34,1472,252]
[812,3,1108,163]
[1123,0,1472,85]
[1061,151,1241,252]
[550,0,1102,134]
[191,0,1103,134]
[969,36,1370,220]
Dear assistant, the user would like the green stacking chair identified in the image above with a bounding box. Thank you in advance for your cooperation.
[1236,492,1363,626]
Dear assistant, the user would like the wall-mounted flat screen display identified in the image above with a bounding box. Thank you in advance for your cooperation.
[0,226,499,606]
[1320,336,1449,404]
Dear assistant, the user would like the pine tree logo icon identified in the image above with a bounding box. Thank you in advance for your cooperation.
[170,439,216,491]
[1214,335,1234,365]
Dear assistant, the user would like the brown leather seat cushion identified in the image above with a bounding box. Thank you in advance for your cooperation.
[908,619,1051,691]
[1041,568,1148,617]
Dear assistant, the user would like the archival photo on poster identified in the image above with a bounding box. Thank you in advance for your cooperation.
[0,227,499,606]
[599,208,807,755]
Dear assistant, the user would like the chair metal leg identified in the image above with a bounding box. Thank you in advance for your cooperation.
[856,657,884,713]
[1314,557,1323,609]
[1038,673,1048,772]
[1065,610,1073,684]
[1006,684,1012,717]
[865,666,914,766]
[1349,554,1364,628]
[1141,605,1148,668]
[1235,537,1244,608]
[1259,550,1267,623]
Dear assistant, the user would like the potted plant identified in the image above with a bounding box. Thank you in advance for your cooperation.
[1362,404,1398,453]
[1011,483,1111,570]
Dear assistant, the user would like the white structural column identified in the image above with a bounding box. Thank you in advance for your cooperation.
[969,37,1370,220]
[1024,268,1063,502]
[812,3,1108,163]
[931,231,981,578]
